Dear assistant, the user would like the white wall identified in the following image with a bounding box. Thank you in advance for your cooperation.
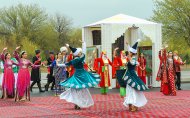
[83,23,162,88]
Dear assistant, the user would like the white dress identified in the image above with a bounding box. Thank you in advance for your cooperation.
[60,88,94,108]
[123,85,147,107]
[0,61,4,87]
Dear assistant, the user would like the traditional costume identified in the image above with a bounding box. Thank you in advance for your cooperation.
[0,58,18,88]
[137,55,146,84]
[156,49,167,93]
[68,52,88,77]
[59,44,100,109]
[156,49,177,96]
[166,55,176,96]
[30,50,44,92]
[53,47,68,95]
[14,51,38,101]
[113,50,128,97]
[94,51,112,95]
[1,52,17,98]
[45,51,55,91]
[123,39,148,112]
[173,51,185,90]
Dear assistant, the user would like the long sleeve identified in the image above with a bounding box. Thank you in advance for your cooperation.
[0,53,5,62]
[93,58,99,71]
[174,58,184,65]
[14,51,20,61]
[158,50,162,60]
[108,59,112,66]
[82,41,86,54]
[127,45,131,51]
[66,54,85,66]
[33,56,41,65]
[130,57,138,65]
[0,61,4,69]
[57,63,66,67]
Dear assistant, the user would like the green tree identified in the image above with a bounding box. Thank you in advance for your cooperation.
[68,28,82,47]
[0,3,79,59]
[151,0,190,45]
[51,13,72,46]
[0,4,48,44]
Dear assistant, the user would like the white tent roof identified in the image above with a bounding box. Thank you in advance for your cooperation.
[85,14,157,27]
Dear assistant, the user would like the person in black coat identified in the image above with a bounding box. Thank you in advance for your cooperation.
[30,50,45,92]
[45,51,55,91]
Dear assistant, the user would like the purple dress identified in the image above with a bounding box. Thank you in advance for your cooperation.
[1,54,17,96]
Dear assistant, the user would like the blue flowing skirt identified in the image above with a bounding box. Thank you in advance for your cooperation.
[60,68,100,89]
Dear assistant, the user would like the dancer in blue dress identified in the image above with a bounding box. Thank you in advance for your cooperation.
[123,39,148,112]
[59,42,100,110]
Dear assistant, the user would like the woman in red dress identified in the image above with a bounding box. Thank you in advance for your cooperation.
[94,51,112,95]
[14,46,40,101]
[1,47,18,99]
[156,48,168,93]
[137,53,146,84]
[166,51,176,96]
[157,49,176,96]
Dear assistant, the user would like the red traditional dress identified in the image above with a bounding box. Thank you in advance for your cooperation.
[1,53,18,98]
[156,49,169,94]
[94,52,112,94]
[14,51,37,100]
[166,58,176,96]
[137,57,146,84]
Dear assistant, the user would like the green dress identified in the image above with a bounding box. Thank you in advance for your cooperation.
[60,54,100,89]
[123,57,148,91]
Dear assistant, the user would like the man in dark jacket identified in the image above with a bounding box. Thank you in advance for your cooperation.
[45,51,55,91]
[30,50,45,92]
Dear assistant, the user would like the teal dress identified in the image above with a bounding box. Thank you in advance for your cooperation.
[123,57,148,91]
[60,54,100,89]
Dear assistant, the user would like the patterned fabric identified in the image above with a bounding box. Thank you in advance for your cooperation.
[123,57,148,91]
[0,91,190,117]
[167,58,176,96]
[53,58,67,92]
[60,54,100,89]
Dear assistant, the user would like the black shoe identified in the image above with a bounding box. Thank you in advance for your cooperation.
[45,85,48,91]
[51,88,55,91]
[39,90,45,92]
[77,106,81,110]
[30,87,33,92]
[178,88,182,90]
[74,105,77,109]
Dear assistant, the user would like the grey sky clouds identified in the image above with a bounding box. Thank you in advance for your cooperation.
[0,0,155,27]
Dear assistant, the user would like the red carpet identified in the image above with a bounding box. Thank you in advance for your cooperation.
[0,91,190,118]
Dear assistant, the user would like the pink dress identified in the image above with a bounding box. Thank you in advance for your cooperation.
[1,54,17,96]
[14,52,36,97]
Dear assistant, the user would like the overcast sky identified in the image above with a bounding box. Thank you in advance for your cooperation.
[0,0,155,27]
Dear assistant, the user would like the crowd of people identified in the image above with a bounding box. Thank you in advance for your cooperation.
[0,39,186,112]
